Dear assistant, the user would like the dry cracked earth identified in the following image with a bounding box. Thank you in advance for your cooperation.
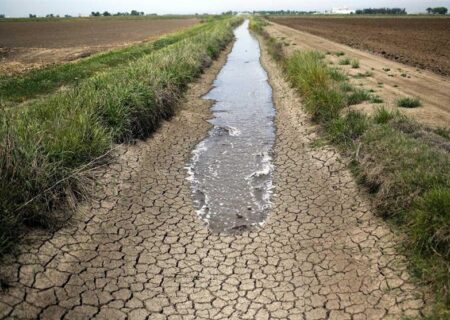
[0,38,429,319]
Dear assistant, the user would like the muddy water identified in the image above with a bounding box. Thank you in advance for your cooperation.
[187,20,276,233]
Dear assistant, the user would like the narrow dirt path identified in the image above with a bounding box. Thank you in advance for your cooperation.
[0,32,428,319]
[266,21,450,129]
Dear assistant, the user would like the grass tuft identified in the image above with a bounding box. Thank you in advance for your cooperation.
[353,71,373,78]
[373,107,397,124]
[338,57,351,65]
[370,95,383,104]
[347,88,371,105]
[351,59,360,68]
[327,111,368,146]
[434,127,450,140]
[397,97,422,108]
[328,68,348,82]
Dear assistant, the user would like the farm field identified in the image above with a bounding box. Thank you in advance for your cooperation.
[0,17,198,74]
[269,16,450,76]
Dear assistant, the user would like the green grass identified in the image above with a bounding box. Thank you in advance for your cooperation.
[434,127,450,139]
[0,21,215,106]
[397,97,422,108]
[340,82,354,92]
[328,68,348,82]
[347,88,371,105]
[353,71,373,78]
[373,107,398,124]
[327,111,369,146]
[252,18,450,316]
[338,57,351,65]
[370,95,384,103]
[0,17,242,257]
[351,59,360,68]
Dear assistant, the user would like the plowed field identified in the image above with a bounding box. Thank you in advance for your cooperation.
[0,18,198,74]
[269,17,450,76]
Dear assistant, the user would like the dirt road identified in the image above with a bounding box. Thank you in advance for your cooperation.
[0,31,428,319]
[266,21,450,129]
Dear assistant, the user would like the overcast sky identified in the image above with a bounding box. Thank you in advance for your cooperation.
[1,0,450,17]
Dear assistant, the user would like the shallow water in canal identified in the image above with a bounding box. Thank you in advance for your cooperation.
[186,20,276,233]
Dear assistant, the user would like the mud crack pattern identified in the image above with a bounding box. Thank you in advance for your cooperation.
[0,41,429,319]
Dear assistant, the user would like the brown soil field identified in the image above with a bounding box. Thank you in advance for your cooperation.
[269,17,450,77]
[0,18,198,74]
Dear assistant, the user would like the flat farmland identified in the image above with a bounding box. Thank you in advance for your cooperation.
[269,16,450,76]
[0,17,198,74]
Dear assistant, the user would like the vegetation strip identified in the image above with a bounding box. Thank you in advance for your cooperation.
[0,19,216,106]
[251,17,450,318]
[0,17,242,257]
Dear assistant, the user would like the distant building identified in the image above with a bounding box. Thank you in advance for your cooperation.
[328,8,355,14]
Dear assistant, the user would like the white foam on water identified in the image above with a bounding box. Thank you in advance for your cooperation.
[185,140,207,182]
[246,151,274,179]
[211,125,241,137]
[227,126,241,137]
[185,141,215,222]
[243,151,275,213]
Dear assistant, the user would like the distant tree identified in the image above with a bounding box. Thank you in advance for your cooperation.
[103,11,111,16]
[65,14,71,18]
[0,14,5,18]
[46,13,54,18]
[29,13,37,18]
[130,10,139,16]
[90,11,101,17]
[432,7,448,15]
[140,11,145,16]
[426,7,433,14]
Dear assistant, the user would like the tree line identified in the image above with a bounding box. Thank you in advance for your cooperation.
[90,10,147,17]
[19,10,154,18]
[426,7,448,15]
[355,8,406,15]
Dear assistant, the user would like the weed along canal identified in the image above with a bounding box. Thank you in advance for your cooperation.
[187,20,276,233]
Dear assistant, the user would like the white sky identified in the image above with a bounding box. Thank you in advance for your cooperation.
[1,0,450,17]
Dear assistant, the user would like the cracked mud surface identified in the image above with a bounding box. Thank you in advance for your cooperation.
[0,36,429,319]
